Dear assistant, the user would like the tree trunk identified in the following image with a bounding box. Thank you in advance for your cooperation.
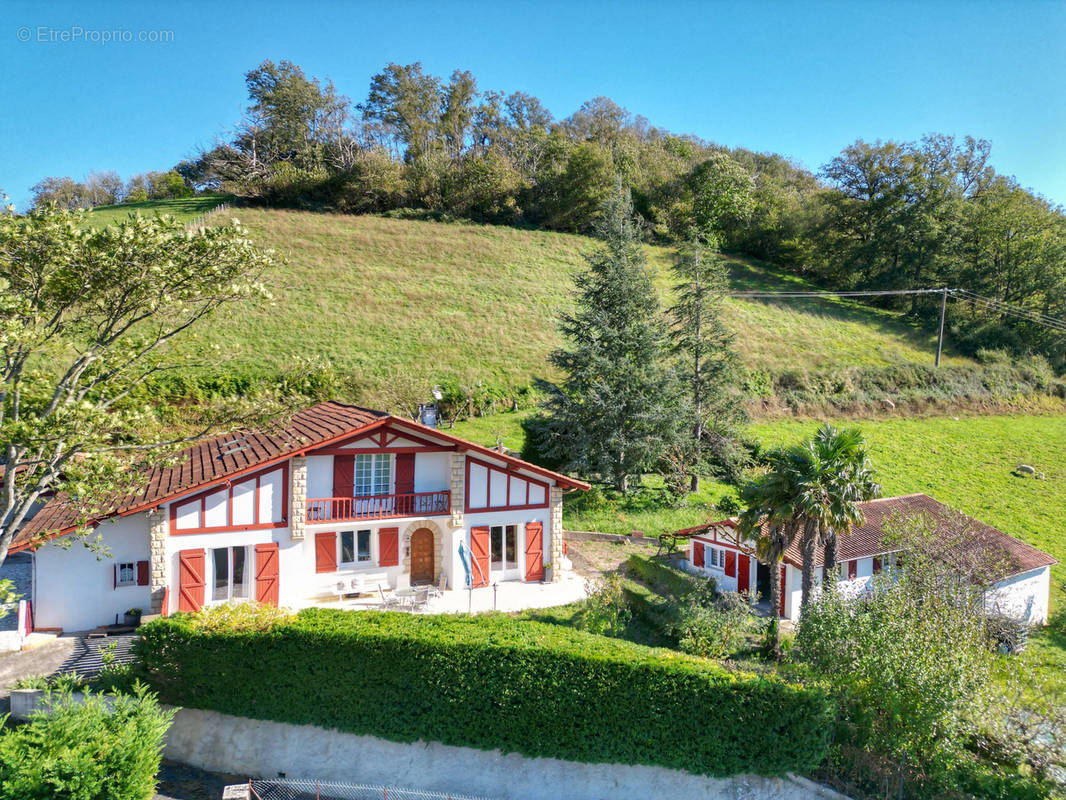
[823,532,838,581]
[768,558,782,661]
[800,519,817,611]
[689,472,700,493]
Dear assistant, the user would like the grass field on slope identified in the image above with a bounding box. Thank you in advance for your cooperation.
[162,208,969,402]
[86,195,232,228]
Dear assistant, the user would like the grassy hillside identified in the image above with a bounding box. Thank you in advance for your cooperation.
[157,208,971,402]
[86,195,232,228]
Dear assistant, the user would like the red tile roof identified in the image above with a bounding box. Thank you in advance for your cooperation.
[11,402,388,551]
[683,494,1056,581]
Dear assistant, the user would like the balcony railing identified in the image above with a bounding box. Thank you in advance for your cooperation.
[306,491,450,523]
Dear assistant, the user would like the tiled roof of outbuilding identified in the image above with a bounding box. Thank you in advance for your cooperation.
[685,493,1056,581]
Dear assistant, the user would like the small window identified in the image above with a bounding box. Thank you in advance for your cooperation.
[210,546,250,603]
[116,562,136,587]
[340,530,373,565]
[354,454,391,496]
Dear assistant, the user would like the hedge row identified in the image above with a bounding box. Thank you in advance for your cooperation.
[135,609,832,777]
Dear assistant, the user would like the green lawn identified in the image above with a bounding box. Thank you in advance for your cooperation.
[129,208,972,407]
[85,195,232,228]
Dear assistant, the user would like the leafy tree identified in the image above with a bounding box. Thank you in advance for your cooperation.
[534,183,683,492]
[668,237,746,489]
[797,510,997,791]
[30,177,86,211]
[0,207,276,568]
[0,684,174,800]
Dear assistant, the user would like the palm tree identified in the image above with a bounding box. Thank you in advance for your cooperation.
[738,456,804,660]
[783,425,881,611]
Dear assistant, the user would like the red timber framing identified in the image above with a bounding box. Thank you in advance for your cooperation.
[169,463,289,536]
[465,457,550,513]
[307,424,453,457]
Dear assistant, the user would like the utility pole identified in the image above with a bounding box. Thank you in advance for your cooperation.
[935,288,948,367]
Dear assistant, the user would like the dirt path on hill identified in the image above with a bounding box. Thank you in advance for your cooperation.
[567,537,658,577]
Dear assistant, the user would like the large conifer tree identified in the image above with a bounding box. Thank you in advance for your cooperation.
[535,183,682,492]
[669,236,747,490]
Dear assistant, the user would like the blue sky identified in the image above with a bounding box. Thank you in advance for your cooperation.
[2,0,1064,211]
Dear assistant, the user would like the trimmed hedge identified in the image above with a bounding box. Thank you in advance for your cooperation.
[135,609,832,777]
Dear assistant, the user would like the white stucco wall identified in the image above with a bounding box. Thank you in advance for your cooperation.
[414,451,450,494]
[164,708,849,800]
[986,566,1051,625]
[33,514,152,631]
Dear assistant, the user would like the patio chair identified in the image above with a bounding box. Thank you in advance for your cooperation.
[378,585,399,611]
[428,574,446,600]
[410,586,430,612]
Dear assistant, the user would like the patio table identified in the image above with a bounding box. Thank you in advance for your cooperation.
[393,587,417,608]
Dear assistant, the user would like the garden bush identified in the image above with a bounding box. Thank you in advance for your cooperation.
[0,684,173,800]
[135,608,833,777]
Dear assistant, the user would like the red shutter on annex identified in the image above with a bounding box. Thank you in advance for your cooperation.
[725,550,736,578]
[524,522,543,582]
[693,542,704,567]
[737,554,750,593]
[255,542,280,606]
[379,527,399,567]
[848,560,857,580]
[178,549,205,613]
[315,532,337,573]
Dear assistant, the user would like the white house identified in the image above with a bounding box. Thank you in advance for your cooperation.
[686,494,1056,625]
[7,401,589,635]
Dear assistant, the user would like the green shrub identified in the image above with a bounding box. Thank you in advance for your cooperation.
[0,684,174,800]
[135,609,832,777]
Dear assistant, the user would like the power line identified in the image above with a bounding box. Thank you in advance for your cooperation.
[726,285,1066,336]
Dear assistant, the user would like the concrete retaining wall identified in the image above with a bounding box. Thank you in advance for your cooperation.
[165,707,850,800]
[565,529,652,544]
[12,692,849,800]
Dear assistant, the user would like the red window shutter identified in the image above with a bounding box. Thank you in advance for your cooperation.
[693,542,704,567]
[395,453,415,496]
[848,560,857,580]
[136,560,149,586]
[333,454,355,498]
[379,527,399,567]
[470,526,490,587]
[315,532,337,573]
[873,556,882,573]
[725,550,736,578]
[737,554,750,593]
[524,522,543,582]
[255,542,280,606]
[178,549,205,613]
[113,564,118,590]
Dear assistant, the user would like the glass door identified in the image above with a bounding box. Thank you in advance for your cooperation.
[489,525,520,580]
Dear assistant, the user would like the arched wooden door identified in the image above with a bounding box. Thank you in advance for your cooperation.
[410,528,434,585]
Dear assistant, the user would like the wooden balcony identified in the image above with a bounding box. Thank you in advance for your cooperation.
[306,491,450,523]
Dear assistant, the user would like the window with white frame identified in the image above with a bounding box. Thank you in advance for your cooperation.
[340,529,373,565]
[210,546,251,603]
[116,562,136,587]
[706,546,725,570]
[354,454,391,496]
